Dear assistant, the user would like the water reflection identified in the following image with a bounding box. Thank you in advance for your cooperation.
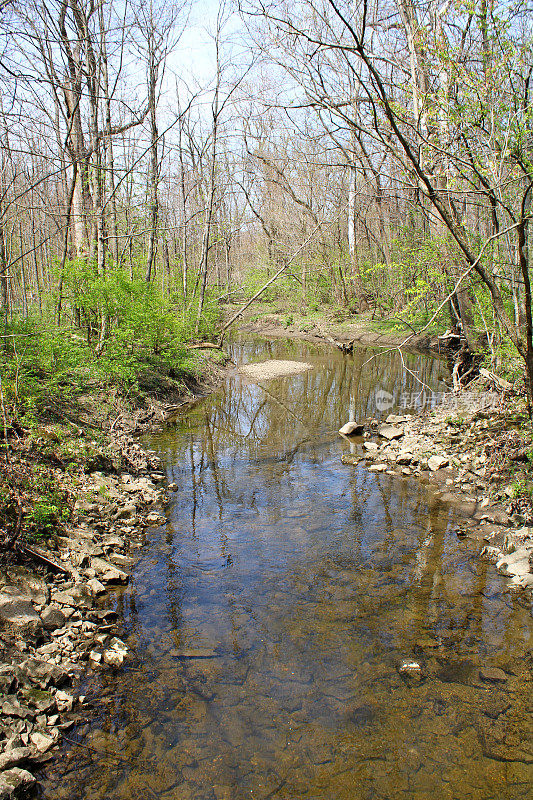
[40,336,533,800]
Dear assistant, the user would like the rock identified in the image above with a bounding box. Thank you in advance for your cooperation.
[1,567,49,605]
[0,748,31,771]
[108,637,127,652]
[363,442,379,451]
[145,512,165,525]
[0,768,36,798]
[1,699,33,720]
[0,598,42,638]
[378,425,404,441]
[496,548,533,577]
[40,606,66,632]
[398,660,422,679]
[54,690,74,712]
[29,730,55,753]
[339,421,364,436]
[87,578,106,596]
[386,414,409,424]
[101,535,124,549]
[395,451,413,465]
[103,649,124,668]
[479,667,507,683]
[15,658,69,689]
[89,609,118,623]
[19,689,56,714]
[89,651,102,663]
[427,455,449,471]
[51,587,92,609]
[114,504,136,520]
[108,554,136,568]
[90,558,128,584]
[368,464,387,472]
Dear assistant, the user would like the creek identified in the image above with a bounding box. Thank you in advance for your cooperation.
[39,336,533,799]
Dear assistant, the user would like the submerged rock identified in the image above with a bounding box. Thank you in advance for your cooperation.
[479,667,507,683]
[398,660,422,680]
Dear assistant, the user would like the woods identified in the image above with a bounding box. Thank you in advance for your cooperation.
[0,0,532,404]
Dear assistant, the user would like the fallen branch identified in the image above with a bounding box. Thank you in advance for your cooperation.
[20,543,71,575]
[217,214,340,344]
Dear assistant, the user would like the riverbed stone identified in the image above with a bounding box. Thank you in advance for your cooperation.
[368,464,387,472]
[428,455,449,471]
[479,667,507,683]
[40,606,66,632]
[339,421,364,436]
[90,558,128,584]
[378,425,403,440]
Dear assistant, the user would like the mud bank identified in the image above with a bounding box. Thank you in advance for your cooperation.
[234,308,442,355]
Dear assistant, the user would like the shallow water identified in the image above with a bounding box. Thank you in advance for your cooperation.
[40,337,533,800]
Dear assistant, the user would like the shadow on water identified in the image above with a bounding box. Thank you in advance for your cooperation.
[39,336,533,800]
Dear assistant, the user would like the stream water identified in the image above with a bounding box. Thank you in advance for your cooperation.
[40,337,533,800]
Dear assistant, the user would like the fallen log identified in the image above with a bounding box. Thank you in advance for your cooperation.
[479,368,513,391]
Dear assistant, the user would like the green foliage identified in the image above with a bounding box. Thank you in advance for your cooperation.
[0,261,219,413]
[0,460,70,544]
[510,476,533,499]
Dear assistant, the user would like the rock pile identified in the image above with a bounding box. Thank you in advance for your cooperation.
[0,454,168,796]
[341,388,533,604]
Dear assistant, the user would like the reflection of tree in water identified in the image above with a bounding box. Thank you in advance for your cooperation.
[41,339,533,800]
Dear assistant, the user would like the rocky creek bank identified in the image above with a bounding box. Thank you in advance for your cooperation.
[0,424,175,798]
[341,375,533,605]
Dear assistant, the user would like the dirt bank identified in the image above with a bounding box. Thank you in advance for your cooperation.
[231,305,443,355]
